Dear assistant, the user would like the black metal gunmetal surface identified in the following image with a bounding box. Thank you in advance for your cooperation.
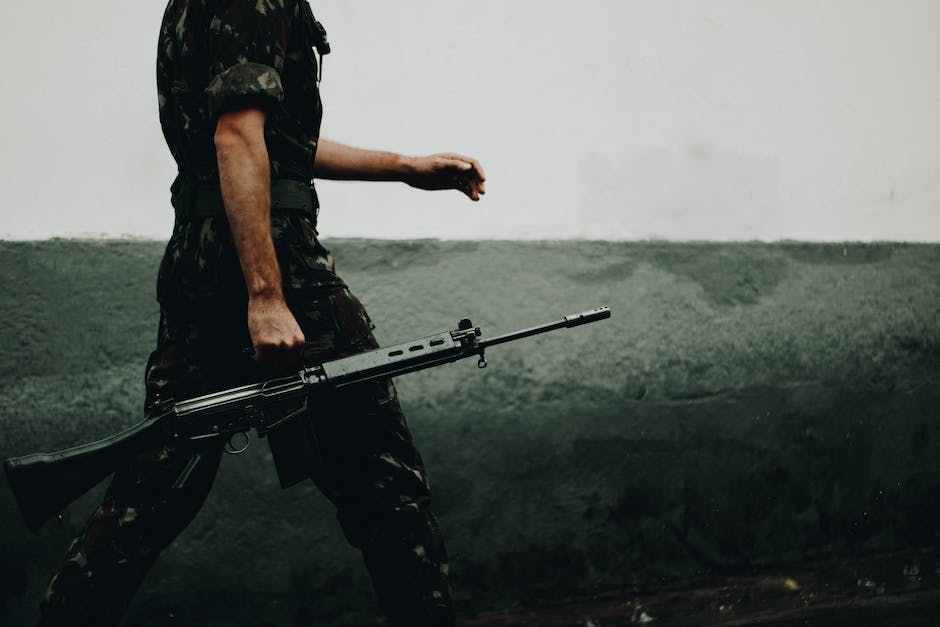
[2,306,611,532]
[479,305,610,349]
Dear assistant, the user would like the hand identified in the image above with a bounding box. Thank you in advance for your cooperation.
[247,294,306,370]
[403,153,486,201]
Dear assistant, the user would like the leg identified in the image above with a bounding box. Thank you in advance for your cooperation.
[38,441,224,627]
[38,305,249,626]
[315,377,454,626]
[292,288,455,626]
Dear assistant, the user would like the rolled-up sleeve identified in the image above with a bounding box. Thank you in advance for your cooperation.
[206,0,293,119]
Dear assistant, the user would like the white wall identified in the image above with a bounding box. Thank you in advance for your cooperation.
[1,1,937,241]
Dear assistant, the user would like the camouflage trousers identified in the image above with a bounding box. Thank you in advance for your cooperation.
[38,286,454,627]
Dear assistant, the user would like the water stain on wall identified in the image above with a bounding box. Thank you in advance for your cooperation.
[648,243,788,306]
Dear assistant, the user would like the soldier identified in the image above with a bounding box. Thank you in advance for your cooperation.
[37,1,485,626]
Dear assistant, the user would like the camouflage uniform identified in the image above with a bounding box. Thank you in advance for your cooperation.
[38,1,453,625]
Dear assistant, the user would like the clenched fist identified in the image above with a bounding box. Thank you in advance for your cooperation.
[248,294,306,370]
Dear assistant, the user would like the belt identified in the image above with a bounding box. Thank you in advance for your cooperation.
[171,178,319,219]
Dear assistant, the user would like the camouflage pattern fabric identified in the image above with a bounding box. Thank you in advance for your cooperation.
[157,0,339,297]
[156,210,345,305]
[157,0,323,185]
[40,288,455,626]
[38,0,455,624]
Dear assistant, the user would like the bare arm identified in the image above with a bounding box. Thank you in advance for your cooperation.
[314,138,486,201]
[214,106,305,369]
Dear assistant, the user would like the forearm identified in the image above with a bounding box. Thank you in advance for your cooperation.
[214,107,305,367]
[215,109,283,299]
[313,138,486,200]
[313,138,414,181]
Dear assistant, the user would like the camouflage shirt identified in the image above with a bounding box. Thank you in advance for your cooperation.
[157,0,325,183]
[156,0,343,303]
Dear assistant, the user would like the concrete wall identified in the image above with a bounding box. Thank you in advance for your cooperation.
[3,1,940,240]
[1,240,938,625]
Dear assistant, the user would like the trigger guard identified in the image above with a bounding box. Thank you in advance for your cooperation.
[224,431,250,455]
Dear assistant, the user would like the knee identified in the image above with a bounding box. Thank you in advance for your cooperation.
[337,500,431,551]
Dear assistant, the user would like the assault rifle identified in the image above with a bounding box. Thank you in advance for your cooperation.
[4,306,610,531]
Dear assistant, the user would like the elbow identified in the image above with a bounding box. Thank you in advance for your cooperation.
[213,106,267,152]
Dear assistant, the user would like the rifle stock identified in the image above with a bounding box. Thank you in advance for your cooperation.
[4,413,171,531]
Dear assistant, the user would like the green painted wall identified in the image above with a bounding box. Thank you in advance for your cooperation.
[1,240,938,626]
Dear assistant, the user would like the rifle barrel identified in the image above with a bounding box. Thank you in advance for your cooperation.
[479,306,610,350]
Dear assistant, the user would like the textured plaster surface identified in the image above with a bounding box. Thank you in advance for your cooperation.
[0,240,938,626]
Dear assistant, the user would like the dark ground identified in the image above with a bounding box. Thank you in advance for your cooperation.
[460,547,940,626]
[1,239,938,626]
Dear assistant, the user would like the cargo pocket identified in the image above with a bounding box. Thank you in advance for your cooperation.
[330,288,379,355]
